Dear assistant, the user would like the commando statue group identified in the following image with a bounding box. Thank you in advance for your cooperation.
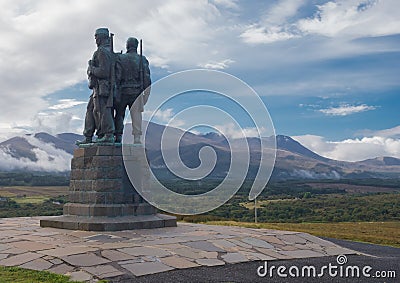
[77,27,151,145]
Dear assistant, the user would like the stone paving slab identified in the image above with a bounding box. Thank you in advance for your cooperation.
[222,252,249,263]
[121,261,174,276]
[160,256,200,269]
[83,265,125,279]
[19,258,53,271]
[0,217,356,281]
[101,249,137,261]
[11,240,56,251]
[0,252,43,266]
[61,253,111,267]
[47,263,75,275]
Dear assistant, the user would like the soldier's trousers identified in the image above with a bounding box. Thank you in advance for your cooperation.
[83,95,97,138]
[96,95,115,137]
[114,93,142,137]
[83,95,114,138]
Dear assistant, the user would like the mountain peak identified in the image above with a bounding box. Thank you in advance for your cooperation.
[276,135,328,162]
[0,124,399,178]
[360,156,400,166]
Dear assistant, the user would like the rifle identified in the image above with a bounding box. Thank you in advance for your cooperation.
[139,39,144,95]
[139,39,150,105]
[107,33,116,108]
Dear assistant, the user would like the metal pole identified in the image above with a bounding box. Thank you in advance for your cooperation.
[254,197,257,223]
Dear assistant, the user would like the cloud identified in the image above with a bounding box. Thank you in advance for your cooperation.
[240,26,300,44]
[359,125,400,139]
[240,0,305,44]
[291,169,341,179]
[211,0,239,10]
[318,104,376,116]
[0,135,72,172]
[264,0,306,25]
[198,59,235,69]
[214,123,265,139]
[293,134,400,161]
[297,0,400,38]
[241,0,400,44]
[144,108,185,128]
[48,99,86,110]
[30,111,83,135]
[0,0,399,143]
[0,0,232,136]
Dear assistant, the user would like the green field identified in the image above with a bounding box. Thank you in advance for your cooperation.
[0,186,69,205]
[199,221,400,248]
[0,181,399,249]
[0,186,69,197]
[0,186,68,218]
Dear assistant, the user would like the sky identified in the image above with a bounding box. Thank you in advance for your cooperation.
[0,0,399,162]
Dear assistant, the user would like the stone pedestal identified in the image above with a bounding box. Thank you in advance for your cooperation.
[40,145,176,231]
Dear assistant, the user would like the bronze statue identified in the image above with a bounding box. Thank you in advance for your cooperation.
[114,37,151,144]
[77,29,151,145]
[77,28,116,145]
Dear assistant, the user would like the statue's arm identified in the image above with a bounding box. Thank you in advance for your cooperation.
[91,50,111,79]
[144,57,151,89]
[143,57,151,104]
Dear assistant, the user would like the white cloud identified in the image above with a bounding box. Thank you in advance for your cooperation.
[293,134,400,161]
[214,123,265,139]
[0,135,72,172]
[241,0,400,45]
[297,0,400,38]
[359,125,400,139]
[0,0,399,143]
[240,25,300,44]
[48,99,86,110]
[240,0,305,44]
[30,111,83,135]
[198,59,235,69]
[318,104,376,116]
[212,0,239,10]
[264,0,306,25]
[0,0,232,136]
[144,108,185,128]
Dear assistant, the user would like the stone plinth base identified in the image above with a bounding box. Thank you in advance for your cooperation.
[40,214,177,231]
[40,145,177,231]
[63,203,157,217]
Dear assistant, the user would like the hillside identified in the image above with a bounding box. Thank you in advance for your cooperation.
[0,122,400,180]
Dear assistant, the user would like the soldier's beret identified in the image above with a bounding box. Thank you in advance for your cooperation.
[95,28,109,36]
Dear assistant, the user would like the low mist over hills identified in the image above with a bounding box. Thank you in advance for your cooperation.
[0,122,399,180]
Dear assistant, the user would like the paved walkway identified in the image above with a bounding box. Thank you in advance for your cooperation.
[0,217,355,282]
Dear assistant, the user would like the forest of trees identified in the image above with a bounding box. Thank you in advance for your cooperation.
[0,172,69,186]
[0,171,399,223]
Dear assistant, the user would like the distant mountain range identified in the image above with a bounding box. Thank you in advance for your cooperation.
[1,122,399,180]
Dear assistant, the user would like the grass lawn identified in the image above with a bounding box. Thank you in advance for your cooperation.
[200,221,400,248]
[0,266,81,283]
[10,196,48,204]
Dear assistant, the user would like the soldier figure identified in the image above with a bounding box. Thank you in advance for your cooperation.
[77,28,115,144]
[114,37,151,144]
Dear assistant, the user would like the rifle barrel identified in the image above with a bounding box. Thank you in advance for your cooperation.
[110,33,114,53]
[139,39,144,92]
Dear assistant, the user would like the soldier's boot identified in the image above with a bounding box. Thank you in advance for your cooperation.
[134,135,141,144]
[96,134,115,144]
[115,135,122,143]
[75,136,92,145]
